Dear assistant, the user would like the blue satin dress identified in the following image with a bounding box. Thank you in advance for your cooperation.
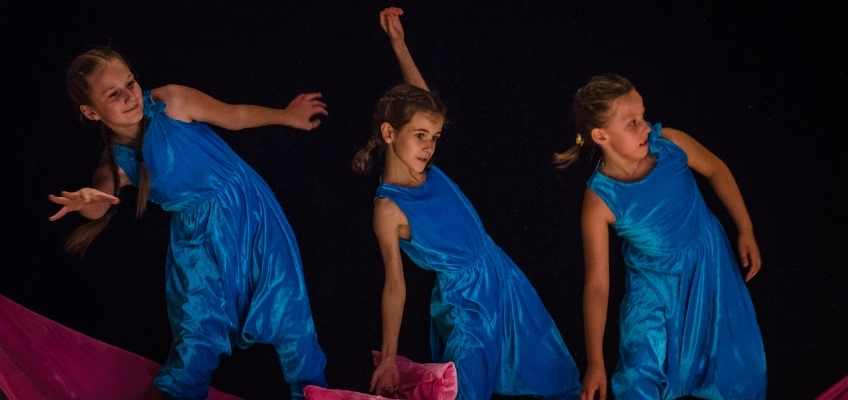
[587,123,766,399]
[376,166,581,400]
[113,92,326,399]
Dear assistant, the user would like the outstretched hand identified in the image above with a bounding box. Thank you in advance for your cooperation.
[284,92,328,131]
[738,231,762,281]
[48,188,119,221]
[370,355,400,398]
[379,7,405,43]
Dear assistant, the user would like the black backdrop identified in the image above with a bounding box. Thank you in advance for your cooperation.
[6,1,845,398]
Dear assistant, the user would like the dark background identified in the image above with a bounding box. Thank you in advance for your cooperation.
[6,1,845,398]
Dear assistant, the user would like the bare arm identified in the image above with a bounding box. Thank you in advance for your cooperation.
[369,197,407,394]
[662,127,762,280]
[380,7,429,91]
[580,189,614,400]
[151,85,328,132]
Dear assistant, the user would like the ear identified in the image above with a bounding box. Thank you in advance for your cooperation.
[590,127,607,145]
[80,105,101,121]
[380,122,396,144]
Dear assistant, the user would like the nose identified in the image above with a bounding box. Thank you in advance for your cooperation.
[423,140,435,152]
[120,88,136,104]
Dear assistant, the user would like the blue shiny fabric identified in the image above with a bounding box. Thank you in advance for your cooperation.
[113,92,326,399]
[376,166,580,400]
[587,123,766,399]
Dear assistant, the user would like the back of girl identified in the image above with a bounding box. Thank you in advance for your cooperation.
[356,8,580,400]
[561,74,766,399]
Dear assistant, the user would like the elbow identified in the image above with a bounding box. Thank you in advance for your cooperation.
[706,159,731,181]
[583,280,609,299]
[223,106,251,131]
[383,279,406,299]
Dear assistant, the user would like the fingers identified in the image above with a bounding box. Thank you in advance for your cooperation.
[301,92,323,102]
[369,372,377,393]
[745,249,762,282]
[385,7,403,16]
[311,104,329,117]
[48,194,71,205]
[387,14,403,32]
[48,207,70,222]
[739,242,762,282]
[580,379,605,400]
[379,10,389,32]
[380,7,404,38]
[96,192,120,204]
[370,367,384,393]
[739,244,750,268]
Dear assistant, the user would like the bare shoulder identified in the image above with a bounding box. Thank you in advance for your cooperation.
[150,84,193,121]
[660,126,687,142]
[582,188,615,225]
[373,196,411,240]
[374,197,403,224]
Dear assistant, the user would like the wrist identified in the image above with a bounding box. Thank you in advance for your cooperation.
[587,353,605,367]
[587,360,605,370]
[390,39,408,50]
[277,108,295,127]
[381,353,397,364]
[737,223,754,235]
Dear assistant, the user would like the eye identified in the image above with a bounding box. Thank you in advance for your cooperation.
[127,80,136,89]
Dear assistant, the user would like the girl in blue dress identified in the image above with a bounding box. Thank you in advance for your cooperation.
[557,74,766,399]
[355,8,580,399]
[49,48,328,399]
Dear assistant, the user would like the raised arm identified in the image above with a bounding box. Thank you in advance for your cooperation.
[661,127,761,281]
[580,189,614,400]
[369,197,408,396]
[379,7,429,91]
[48,162,127,221]
[150,85,328,132]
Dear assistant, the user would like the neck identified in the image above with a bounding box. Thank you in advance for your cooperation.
[382,153,427,187]
[106,122,142,145]
[601,151,653,181]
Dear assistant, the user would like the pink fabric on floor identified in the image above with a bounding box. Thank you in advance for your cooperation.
[303,352,456,400]
[0,294,239,400]
[304,386,395,400]
[817,375,848,400]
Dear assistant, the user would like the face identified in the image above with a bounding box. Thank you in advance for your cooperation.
[383,111,444,174]
[593,89,651,162]
[79,59,144,137]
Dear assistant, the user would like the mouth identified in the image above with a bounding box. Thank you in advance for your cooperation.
[416,156,430,164]
[124,104,139,114]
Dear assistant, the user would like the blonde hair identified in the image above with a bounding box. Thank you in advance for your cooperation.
[64,47,151,255]
[553,73,634,169]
